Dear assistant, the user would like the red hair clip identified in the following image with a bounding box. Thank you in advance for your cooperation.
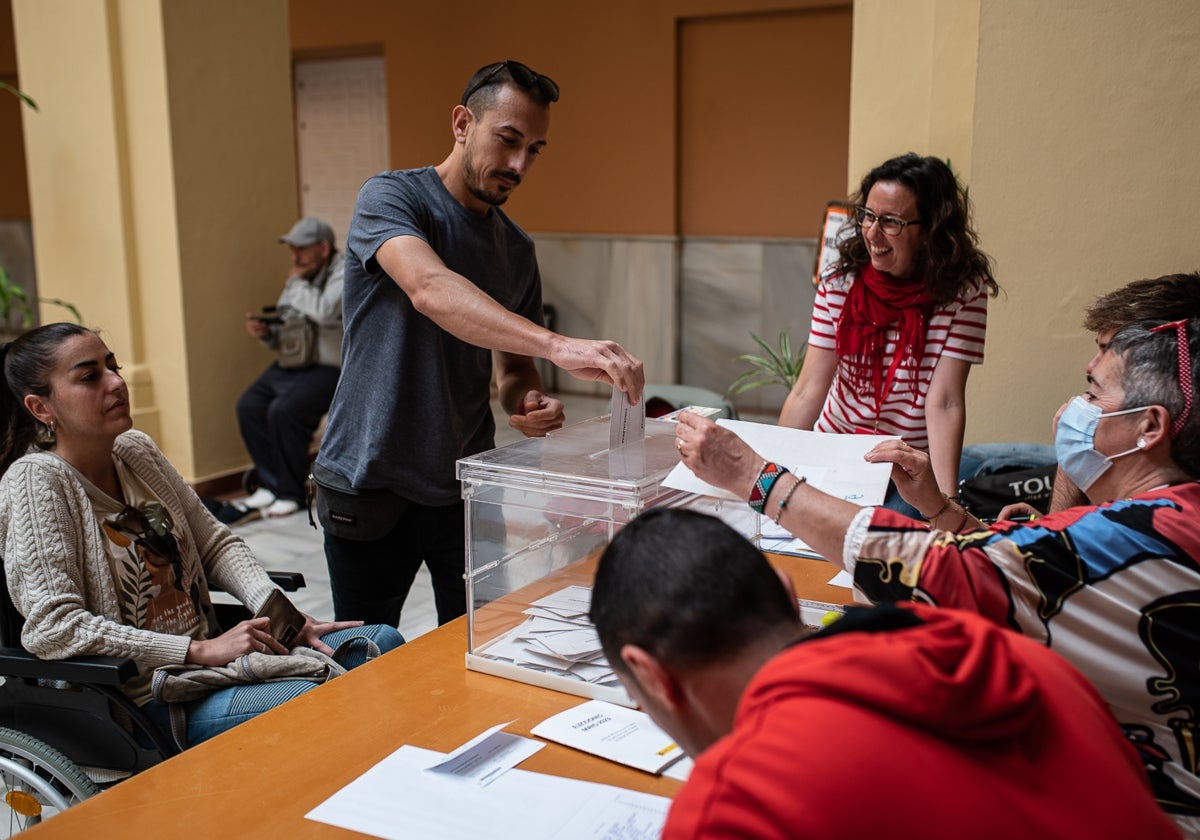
[1150,319,1193,438]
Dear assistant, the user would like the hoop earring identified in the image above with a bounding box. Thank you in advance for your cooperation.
[37,420,56,446]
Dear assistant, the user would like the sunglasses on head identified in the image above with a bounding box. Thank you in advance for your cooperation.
[460,60,560,107]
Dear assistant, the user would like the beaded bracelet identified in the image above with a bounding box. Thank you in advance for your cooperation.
[920,493,952,523]
[773,474,807,524]
[748,461,788,514]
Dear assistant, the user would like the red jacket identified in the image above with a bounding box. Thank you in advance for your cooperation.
[664,603,1179,839]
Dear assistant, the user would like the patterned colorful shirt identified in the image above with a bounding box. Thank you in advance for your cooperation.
[844,482,1200,831]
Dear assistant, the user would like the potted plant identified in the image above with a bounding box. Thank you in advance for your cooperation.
[728,331,806,397]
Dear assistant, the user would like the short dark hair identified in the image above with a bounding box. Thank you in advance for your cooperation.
[590,509,799,675]
[836,153,997,306]
[461,61,556,113]
[0,322,94,475]
[1083,272,1200,334]
[1110,319,1199,477]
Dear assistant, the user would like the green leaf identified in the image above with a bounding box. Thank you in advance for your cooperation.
[40,297,83,323]
[727,331,807,397]
[0,81,38,111]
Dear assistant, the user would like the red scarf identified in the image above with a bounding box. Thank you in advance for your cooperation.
[835,263,935,402]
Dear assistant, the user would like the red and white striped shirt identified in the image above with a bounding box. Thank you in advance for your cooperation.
[808,273,989,451]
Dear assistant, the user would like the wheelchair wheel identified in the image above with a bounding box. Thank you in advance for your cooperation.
[0,727,99,835]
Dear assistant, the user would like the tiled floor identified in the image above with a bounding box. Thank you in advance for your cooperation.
[229,392,613,642]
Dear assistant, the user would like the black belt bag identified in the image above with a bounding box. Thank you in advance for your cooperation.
[311,471,408,541]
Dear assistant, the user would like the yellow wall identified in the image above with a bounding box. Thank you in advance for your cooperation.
[848,0,1199,445]
[966,0,1200,444]
[289,0,852,237]
[17,0,1196,476]
[13,0,299,480]
[679,7,852,237]
[848,0,980,187]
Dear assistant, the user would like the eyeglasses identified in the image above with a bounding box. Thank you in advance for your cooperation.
[1150,318,1194,438]
[460,60,560,107]
[854,206,923,237]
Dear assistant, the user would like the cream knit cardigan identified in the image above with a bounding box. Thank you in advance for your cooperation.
[0,430,277,668]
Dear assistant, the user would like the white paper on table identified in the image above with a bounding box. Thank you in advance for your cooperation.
[828,569,853,588]
[306,744,670,840]
[532,700,686,775]
[664,419,896,506]
[662,756,694,782]
[426,722,544,787]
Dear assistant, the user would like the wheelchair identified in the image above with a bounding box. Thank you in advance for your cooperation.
[0,563,304,834]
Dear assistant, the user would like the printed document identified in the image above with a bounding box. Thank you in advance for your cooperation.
[532,700,686,775]
[664,420,896,557]
[306,744,670,840]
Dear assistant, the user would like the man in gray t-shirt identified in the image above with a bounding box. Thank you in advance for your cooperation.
[315,60,644,628]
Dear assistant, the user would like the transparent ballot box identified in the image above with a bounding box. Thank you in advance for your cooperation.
[457,415,758,705]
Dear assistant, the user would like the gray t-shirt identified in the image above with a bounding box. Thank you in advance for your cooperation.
[316,166,544,505]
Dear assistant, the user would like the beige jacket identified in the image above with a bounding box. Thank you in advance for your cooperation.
[0,431,276,674]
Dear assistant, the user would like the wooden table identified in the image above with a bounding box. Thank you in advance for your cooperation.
[27,554,852,838]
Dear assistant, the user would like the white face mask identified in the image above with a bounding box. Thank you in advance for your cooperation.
[1054,396,1149,491]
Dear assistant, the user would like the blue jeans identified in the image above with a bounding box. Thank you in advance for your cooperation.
[958,443,1058,483]
[142,624,404,747]
[881,484,924,520]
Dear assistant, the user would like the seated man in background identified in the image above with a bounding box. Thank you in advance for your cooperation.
[589,509,1176,839]
[237,217,345,519]
[674,316,1200,834]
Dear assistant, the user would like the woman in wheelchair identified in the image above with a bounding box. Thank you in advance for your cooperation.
[0,323,403,748]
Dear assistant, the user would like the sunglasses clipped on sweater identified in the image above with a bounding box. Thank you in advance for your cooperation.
[460,60,560,107]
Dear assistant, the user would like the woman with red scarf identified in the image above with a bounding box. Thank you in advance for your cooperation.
[780,154,998,511]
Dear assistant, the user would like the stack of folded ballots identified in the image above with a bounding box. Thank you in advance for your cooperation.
[479,586,621,688]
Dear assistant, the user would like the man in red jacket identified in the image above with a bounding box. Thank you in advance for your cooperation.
[590,508,1178,839]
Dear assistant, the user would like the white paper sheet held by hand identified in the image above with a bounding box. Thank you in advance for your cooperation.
[609,385,645,450]
[426,721,544,787]
[663,419,896,506]
[306,745,670,840]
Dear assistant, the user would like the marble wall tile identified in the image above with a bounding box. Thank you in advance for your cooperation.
[680,240,763,406]
[606,239,677,386]
[534,235,677,399]
[532,234,818,416]
[750,240,819,413]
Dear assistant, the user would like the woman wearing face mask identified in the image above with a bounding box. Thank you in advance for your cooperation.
[672,317,1200,832]
[0,323,404,748]
[780,153,998,513]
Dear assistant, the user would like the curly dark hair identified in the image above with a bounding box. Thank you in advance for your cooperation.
[835,153,997,306]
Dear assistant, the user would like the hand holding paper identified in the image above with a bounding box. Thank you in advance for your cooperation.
[667,414,895,505]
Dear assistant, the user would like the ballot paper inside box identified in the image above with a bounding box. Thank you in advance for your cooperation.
[457,415,760,706]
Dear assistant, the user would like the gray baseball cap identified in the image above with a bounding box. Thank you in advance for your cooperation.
[279,217,335,247]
